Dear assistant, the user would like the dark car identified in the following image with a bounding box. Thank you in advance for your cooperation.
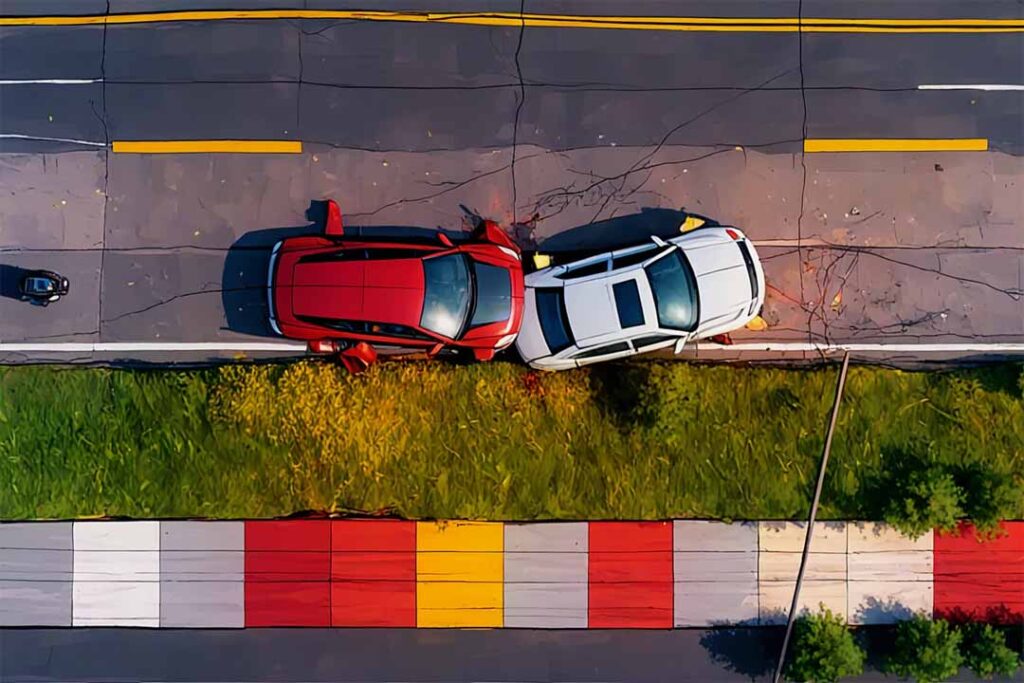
[19,270,69,306]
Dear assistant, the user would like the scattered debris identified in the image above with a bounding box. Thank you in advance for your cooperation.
[934,163,944,172]
[745,316,768,332]
[680,215,706,233]
[831,290,843,310]
[709,333,734,345]
[849,206,860,216]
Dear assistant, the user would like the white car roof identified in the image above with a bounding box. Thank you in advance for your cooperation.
[516,227,760,364]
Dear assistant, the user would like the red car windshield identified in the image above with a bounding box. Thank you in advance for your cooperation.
[420,253,472,338]
[420,253,513,339]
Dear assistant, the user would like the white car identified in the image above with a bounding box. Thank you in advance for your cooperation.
[515,226,765,370]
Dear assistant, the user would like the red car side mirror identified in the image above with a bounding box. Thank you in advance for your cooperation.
[426,343,445,358]
[338,342,377,374]
[437,232,454,248]
[325,199,344,236]
[474,219,518,253]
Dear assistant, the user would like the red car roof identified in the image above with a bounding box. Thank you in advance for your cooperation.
[291,257,425,327]
[272,235,524,348]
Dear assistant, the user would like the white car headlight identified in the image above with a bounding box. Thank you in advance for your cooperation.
[496,333,518,349]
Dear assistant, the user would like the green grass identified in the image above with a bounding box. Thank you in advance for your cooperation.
[0,361,1021,521]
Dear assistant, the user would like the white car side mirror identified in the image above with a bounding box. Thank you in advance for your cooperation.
[651,235,669,247]
[673,337,687,354]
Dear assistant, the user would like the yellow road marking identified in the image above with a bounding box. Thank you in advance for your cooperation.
[112,140,302,154]
[1,10,1022,32]
[416,521,503,628]
[804,138,989,153]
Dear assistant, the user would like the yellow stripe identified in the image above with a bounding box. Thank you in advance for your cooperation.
[1,10,1022,32]
[804,138,990,153]
[112,140,301,154]
[804,139,988,153]
[416,521,503,628]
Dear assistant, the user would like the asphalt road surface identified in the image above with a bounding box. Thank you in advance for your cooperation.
[1,0,1022,365]
[1,3,1024,681]
[2,627,1019,683]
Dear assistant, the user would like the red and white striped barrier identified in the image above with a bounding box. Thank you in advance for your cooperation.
[1,520,1020,628]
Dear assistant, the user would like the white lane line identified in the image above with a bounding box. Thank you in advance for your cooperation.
[0,133,107,147]
[918,84,1024,91]
[0,342,1021,355]
[0,79,101,85]
[0,342,307,353]
[692,342,1024,353]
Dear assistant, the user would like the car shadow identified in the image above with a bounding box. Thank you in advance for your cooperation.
[222,202,469,337]
[537,207,720,256]
[0,264,30,300]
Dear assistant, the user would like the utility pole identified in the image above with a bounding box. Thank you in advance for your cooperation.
[772,351,851,683]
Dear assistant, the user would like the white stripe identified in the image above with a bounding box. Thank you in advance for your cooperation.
[0,79,101,85]
[0,133,107,147]
[0,341,1021,354]
[0,342,307,353]
[693,342,1024,353]
[918,84,1024,91]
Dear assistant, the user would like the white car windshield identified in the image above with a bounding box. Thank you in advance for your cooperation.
[644,250,700,331]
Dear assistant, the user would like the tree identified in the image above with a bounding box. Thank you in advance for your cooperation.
[881,461,964,539]
[960,623,1021,679]
[784,606,865,683]
[887,615,963,683]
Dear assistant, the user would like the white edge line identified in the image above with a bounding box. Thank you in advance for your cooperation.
[918,84,1024,91]
[0,79,101,85]
[692,343,1024,353]
[0,342,1021,354]
[0,133,107,147]
[0,342,307,353]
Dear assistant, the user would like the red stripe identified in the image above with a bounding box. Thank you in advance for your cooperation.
[934,521,1023,624]
[589,521,673,628]
[244,521,331,626]
[331,520,416,627]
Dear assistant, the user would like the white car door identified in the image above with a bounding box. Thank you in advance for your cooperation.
[572,340,636,367]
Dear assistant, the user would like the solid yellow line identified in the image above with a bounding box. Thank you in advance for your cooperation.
[804,138,989,153]
[1,10,1022,32]
[112,140,302,154]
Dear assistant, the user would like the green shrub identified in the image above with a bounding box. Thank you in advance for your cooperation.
[887,615,963,683]
[784,606,865,683]
[879,455,964,539]
[960,623,1021,680]
[953,463,1024,539]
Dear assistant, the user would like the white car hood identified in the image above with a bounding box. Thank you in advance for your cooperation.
[686,242,751,324]
[515,288,553,362]
[564,278,620,342]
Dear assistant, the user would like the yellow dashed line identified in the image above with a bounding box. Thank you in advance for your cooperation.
[804,138,989,153]
[1,10,1022,32]
[112,140,302,154]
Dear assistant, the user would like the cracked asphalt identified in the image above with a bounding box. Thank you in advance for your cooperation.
[0,0,1021,368]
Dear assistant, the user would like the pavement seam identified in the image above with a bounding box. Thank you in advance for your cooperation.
[97,0,111,346]
[509,0,527,220]
[796,0,811,350]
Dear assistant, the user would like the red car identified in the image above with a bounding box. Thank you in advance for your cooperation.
[268,201,524,361]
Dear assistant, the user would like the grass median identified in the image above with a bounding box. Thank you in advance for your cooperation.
[0,361,1021,521]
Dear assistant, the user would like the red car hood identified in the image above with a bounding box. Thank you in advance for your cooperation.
[290,257,426,327]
